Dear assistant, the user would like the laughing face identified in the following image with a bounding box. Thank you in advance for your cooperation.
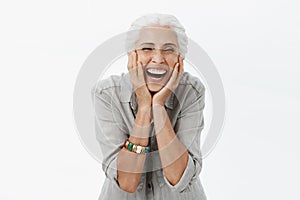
[135,26,179,93]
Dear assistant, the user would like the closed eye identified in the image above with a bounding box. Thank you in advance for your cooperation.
[162,47,176,53]
[141,47,154,51]
[163,48,175,52]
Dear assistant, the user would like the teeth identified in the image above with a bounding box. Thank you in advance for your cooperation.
[147,69,167,75]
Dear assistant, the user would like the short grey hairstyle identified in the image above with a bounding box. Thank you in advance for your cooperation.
[125,13,188,58]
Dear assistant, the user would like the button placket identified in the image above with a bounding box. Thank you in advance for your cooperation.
[156,170,165,187]
[137,173,146,191]
[147,182,152,189]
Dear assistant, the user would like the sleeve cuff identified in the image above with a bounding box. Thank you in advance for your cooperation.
[162,154,196,193]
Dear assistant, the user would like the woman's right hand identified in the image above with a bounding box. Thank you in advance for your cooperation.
[127,50,152,109]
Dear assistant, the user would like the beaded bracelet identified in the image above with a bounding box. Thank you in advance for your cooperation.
[123,139,150,154]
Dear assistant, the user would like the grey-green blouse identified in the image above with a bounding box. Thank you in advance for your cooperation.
[91,72,207,200]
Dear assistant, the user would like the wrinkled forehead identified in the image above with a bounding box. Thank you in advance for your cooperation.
[136,26,178,47]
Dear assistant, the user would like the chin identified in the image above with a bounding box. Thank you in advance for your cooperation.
[147,83,163,93]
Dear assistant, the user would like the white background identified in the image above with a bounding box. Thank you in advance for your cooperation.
[1,0,299,199]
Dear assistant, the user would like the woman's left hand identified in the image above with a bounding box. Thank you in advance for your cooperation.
[153,54,184,106]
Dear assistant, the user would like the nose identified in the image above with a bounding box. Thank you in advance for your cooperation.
[151,49,165,64]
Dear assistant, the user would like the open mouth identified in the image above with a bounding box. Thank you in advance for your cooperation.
[146,68,167,79]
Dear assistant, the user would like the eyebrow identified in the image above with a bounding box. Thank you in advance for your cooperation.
[139,42,155,46]
[139,42,177,47]
[163,43,177,47]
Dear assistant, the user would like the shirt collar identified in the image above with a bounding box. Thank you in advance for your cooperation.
[120,73,174,110]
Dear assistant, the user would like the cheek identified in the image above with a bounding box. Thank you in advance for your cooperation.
[137,54,149,64]
[166,57,178,68]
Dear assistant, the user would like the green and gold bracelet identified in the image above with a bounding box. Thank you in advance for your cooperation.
[123,139,150,154]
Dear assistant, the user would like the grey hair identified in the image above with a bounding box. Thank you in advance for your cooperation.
[125,13,188,58]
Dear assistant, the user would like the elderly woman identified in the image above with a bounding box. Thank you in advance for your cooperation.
[92,13,206,200]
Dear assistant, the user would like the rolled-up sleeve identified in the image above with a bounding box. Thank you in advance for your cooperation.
[91,84,128,189]
[163,85,205,193]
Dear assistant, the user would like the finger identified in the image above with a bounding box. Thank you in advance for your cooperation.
[129,53,137,80]
[175,62,182,85]
[175,54,183,79]
[132,51,137,68]
[173,63,179,79]
[128,52,139,87]
[167,63,179,88]
[127,52,133,71]
[179,54,184,76]
[174,63,181,84]
[137,61,144,81]
[133,51,138,77]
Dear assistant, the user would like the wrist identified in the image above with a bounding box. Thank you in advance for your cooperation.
[136,106,151,125]
[152,98,164,106]
[126,138,149,149]
[139,102,151,108]
[138,104,152,114]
